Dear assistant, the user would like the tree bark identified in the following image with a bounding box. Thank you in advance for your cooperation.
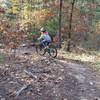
[65,0,75,51]
[58,0,63,48]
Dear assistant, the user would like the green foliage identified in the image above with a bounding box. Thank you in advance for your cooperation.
[27,31,39,42]
[44,18,59,37]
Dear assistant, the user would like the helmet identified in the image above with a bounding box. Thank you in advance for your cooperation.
[40,27,46,32]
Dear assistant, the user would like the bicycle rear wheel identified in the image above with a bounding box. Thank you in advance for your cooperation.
[36,46,46,56]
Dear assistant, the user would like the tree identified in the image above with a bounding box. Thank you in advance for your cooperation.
[63,0,75,51]
[58,0,63,48]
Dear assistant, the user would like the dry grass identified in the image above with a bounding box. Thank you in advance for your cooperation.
[58,49,100,71]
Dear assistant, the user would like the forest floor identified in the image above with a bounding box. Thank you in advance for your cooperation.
[0,45,100,100]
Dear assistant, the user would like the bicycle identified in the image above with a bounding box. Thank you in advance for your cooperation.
[35,42,57,58]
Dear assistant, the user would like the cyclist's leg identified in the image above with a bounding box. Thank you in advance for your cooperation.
[40,40,46,48]
[41,40,51,47]
[47,41,52,46]
[43,41,50,47]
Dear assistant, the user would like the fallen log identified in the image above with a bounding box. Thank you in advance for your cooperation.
[24,70,37,79]
[15,84,30,98]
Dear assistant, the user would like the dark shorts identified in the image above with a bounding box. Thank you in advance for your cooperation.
[40,40,51,47]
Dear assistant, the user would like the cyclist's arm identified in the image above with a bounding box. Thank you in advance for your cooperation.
[38,34,45,41]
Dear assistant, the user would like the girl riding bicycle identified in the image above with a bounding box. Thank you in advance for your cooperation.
[38,27,52,47]
[36,27,57,58]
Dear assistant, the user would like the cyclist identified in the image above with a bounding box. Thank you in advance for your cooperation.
[38,27,52,47]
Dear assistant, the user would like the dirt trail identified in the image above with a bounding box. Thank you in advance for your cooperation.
[0,47,100,100]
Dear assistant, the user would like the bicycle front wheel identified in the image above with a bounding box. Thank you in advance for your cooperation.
[49,47,57,58]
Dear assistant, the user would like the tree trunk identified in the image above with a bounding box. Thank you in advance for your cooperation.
[64,0,75,51]
[58,0,63,48]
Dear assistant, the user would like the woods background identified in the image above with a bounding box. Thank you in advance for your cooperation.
[0,0,100,51]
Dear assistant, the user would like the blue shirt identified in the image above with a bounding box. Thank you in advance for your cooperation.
[38,34,51,42]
